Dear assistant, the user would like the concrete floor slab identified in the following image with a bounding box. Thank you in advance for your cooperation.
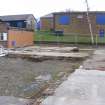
[8,46,88,59]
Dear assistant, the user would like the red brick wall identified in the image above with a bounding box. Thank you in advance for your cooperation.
[8,29,34,48]
[54,12,105,36]
[40,18,53,31]
[0,22,8,33]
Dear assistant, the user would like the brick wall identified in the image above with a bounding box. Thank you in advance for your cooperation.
[40,18,53,31]
[8,29,34,48]
[0,22,8,33]
[54,12,105,36]
[0,22,8,47]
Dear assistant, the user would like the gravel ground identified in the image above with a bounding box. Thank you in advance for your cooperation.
[0,57,82,98]
[83,49,105,70]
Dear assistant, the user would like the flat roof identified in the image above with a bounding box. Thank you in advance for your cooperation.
[53,11,105,15]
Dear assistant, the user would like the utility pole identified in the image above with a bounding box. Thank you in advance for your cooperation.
[85,0,94,44]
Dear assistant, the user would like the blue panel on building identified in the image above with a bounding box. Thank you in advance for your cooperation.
[37,21,40,30]
[96,14,105,25]
[59,15,70,25]
[99,29,104,37]
[12,40,16,47]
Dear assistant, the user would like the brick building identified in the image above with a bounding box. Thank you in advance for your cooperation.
[53,11,105,36]
[0,20,34,48]
[40,13,53,31]
[0,14,36,31]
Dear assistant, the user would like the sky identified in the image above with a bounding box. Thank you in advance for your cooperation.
[0,0,105,18]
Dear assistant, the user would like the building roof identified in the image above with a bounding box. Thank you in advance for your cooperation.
[53,11,105,15]
[0,14,35,21]
[41,13,53,18]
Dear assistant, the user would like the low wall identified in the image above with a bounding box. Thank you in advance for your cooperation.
[0,41,8,48]
[8,29,34,48]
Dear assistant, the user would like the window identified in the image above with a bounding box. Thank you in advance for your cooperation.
[3,33,7,41]
[7,22,10,26]
[96,14,105,25]
[17,22,23,28]
[0,33,7,41]
[99,29,104,37]
[58,15,70,25]
[1,33,3,40]
[77,15,83,19]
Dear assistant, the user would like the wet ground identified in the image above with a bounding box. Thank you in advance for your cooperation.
[0,57,82,98]
[41,49,105,105]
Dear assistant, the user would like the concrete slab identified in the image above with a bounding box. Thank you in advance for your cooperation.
[83,50,105,70]
[41,69,105,105]
[23,46,79,53]
[8,46,88,59]
[0,96,30,105]
[8,51,88,59]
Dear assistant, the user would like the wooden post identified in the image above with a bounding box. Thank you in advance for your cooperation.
[85,0,94,45]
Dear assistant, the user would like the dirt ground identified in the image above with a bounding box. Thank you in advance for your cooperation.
[0,57,82,98]
[0,44,95,99]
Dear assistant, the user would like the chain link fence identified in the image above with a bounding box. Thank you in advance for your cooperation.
[35,31,105,46]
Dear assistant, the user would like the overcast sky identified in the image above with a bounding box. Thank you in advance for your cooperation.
[0,0,105,18]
